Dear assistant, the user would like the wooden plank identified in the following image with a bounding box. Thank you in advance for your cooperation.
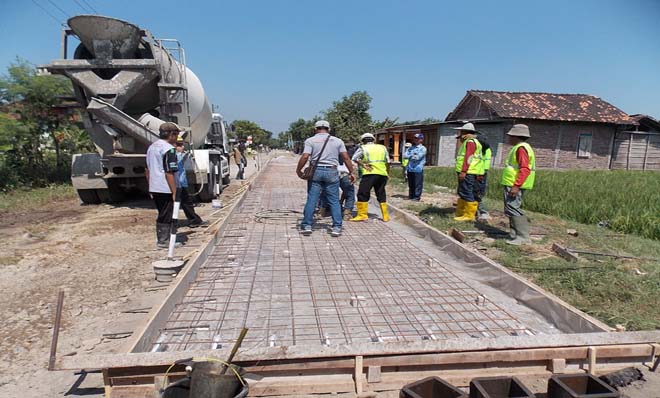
[247,374,356,395]
[56,332,660,371]
[588,346,597,374]
[549,358,566,373]
[367,366,382,383]
[552,243,579,262]
[355,355,363,393]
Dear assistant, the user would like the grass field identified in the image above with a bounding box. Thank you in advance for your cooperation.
[395,167,660,240]
[0,184,76,214]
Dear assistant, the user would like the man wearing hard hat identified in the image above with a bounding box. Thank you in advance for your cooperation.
[501,124,536,245]
[403,133,427,201]
[453,122,485,221]
[402,142,412,182]
[350,132,391,222]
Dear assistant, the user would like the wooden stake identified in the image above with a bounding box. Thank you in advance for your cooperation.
[355,355,363,393]
[588,346,597,374]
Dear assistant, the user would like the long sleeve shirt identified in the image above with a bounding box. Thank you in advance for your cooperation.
[514,146,531,187]
[403,144,427,173]
[461,141,476,173]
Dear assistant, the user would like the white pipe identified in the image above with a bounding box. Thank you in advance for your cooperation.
[167,200,181,259]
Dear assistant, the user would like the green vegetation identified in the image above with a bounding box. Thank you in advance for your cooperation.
[0,59,93,191]
[0,183,75,213]
[393,167,660,240]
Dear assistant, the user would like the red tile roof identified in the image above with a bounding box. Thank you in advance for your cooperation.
[464,90,634,124]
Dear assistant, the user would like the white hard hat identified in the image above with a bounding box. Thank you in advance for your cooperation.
[314,120,330,129]
[452,122,479,134]
[360,132,375,141]
[404,142,412,147]
[507,124,531,138]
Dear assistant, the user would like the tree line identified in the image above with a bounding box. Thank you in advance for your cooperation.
[279,91,440,149]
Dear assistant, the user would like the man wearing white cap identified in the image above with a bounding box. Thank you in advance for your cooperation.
[501,124,536,245]
[402,142,412,182]
[296,120,355,237]
[453,122,484,221]
[403,133,427,201]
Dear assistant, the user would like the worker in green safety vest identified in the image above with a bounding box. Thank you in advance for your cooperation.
[350,133,391,222]
[402,142,411,182]
[476,141,492,221]
[452,122,485,221]
[501,124,536,245]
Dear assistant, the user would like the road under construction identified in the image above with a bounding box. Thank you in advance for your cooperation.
[51,154,660,397]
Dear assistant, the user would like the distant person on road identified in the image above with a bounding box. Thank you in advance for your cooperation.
[296,120,355,237]
[501,124,536,246]
[453,122,485,222]
[174,136,206,228]
[145,122,180,248]
[350,133,391,222]
[233,144,245,180]
[403,133,427,201]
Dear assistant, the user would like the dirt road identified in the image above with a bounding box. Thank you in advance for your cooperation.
[0,160,260,397]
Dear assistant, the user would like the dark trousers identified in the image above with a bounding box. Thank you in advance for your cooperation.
[357,174,388,203]
[180,188,202,222]
[152,192,174,224]
[407,171,424,200]
[457,174,480,202]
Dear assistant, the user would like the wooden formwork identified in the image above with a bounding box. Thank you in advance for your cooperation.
[59,332,660,397]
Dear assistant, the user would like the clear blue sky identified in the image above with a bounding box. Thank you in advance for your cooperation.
[2,0,659,134]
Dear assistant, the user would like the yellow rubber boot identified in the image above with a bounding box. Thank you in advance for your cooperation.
[350,202,369,222]
[453,198,466,220]
[454,201,478,221]
[379,203,390,222]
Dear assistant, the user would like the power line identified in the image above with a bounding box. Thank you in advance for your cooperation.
[71,0,94,13]
[45,0,71,19]
[80,0,99,14]
[31,0,65,26]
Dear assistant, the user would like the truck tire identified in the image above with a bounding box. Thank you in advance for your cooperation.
[222,174,230,186]
[77,189,101,205]
[96,181,127,203]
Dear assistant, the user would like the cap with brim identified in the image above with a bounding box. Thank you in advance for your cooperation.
[452,122,479,135]
[507,124,531,138]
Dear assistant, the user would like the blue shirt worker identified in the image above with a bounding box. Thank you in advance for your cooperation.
[403,133,427,201]
[174,137,206,228]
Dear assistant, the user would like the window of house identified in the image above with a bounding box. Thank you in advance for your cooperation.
[577,133,592,158]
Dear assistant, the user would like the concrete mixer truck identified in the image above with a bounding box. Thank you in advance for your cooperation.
[43,15,230,204]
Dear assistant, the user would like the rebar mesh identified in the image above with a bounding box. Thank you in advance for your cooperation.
[150,158,535,353]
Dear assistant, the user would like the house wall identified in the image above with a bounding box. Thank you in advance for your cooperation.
[611,132,660,170]
[525,120,615,169]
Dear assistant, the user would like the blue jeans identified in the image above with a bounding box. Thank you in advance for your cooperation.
[302,168,342,228]
[318,174,355,211]
[407,171,424,200]
[457,174,479,202]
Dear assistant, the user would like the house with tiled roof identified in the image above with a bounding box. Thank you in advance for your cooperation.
[376,90,659,170]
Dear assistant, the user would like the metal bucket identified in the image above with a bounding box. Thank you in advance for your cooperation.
[189,362,246,398]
